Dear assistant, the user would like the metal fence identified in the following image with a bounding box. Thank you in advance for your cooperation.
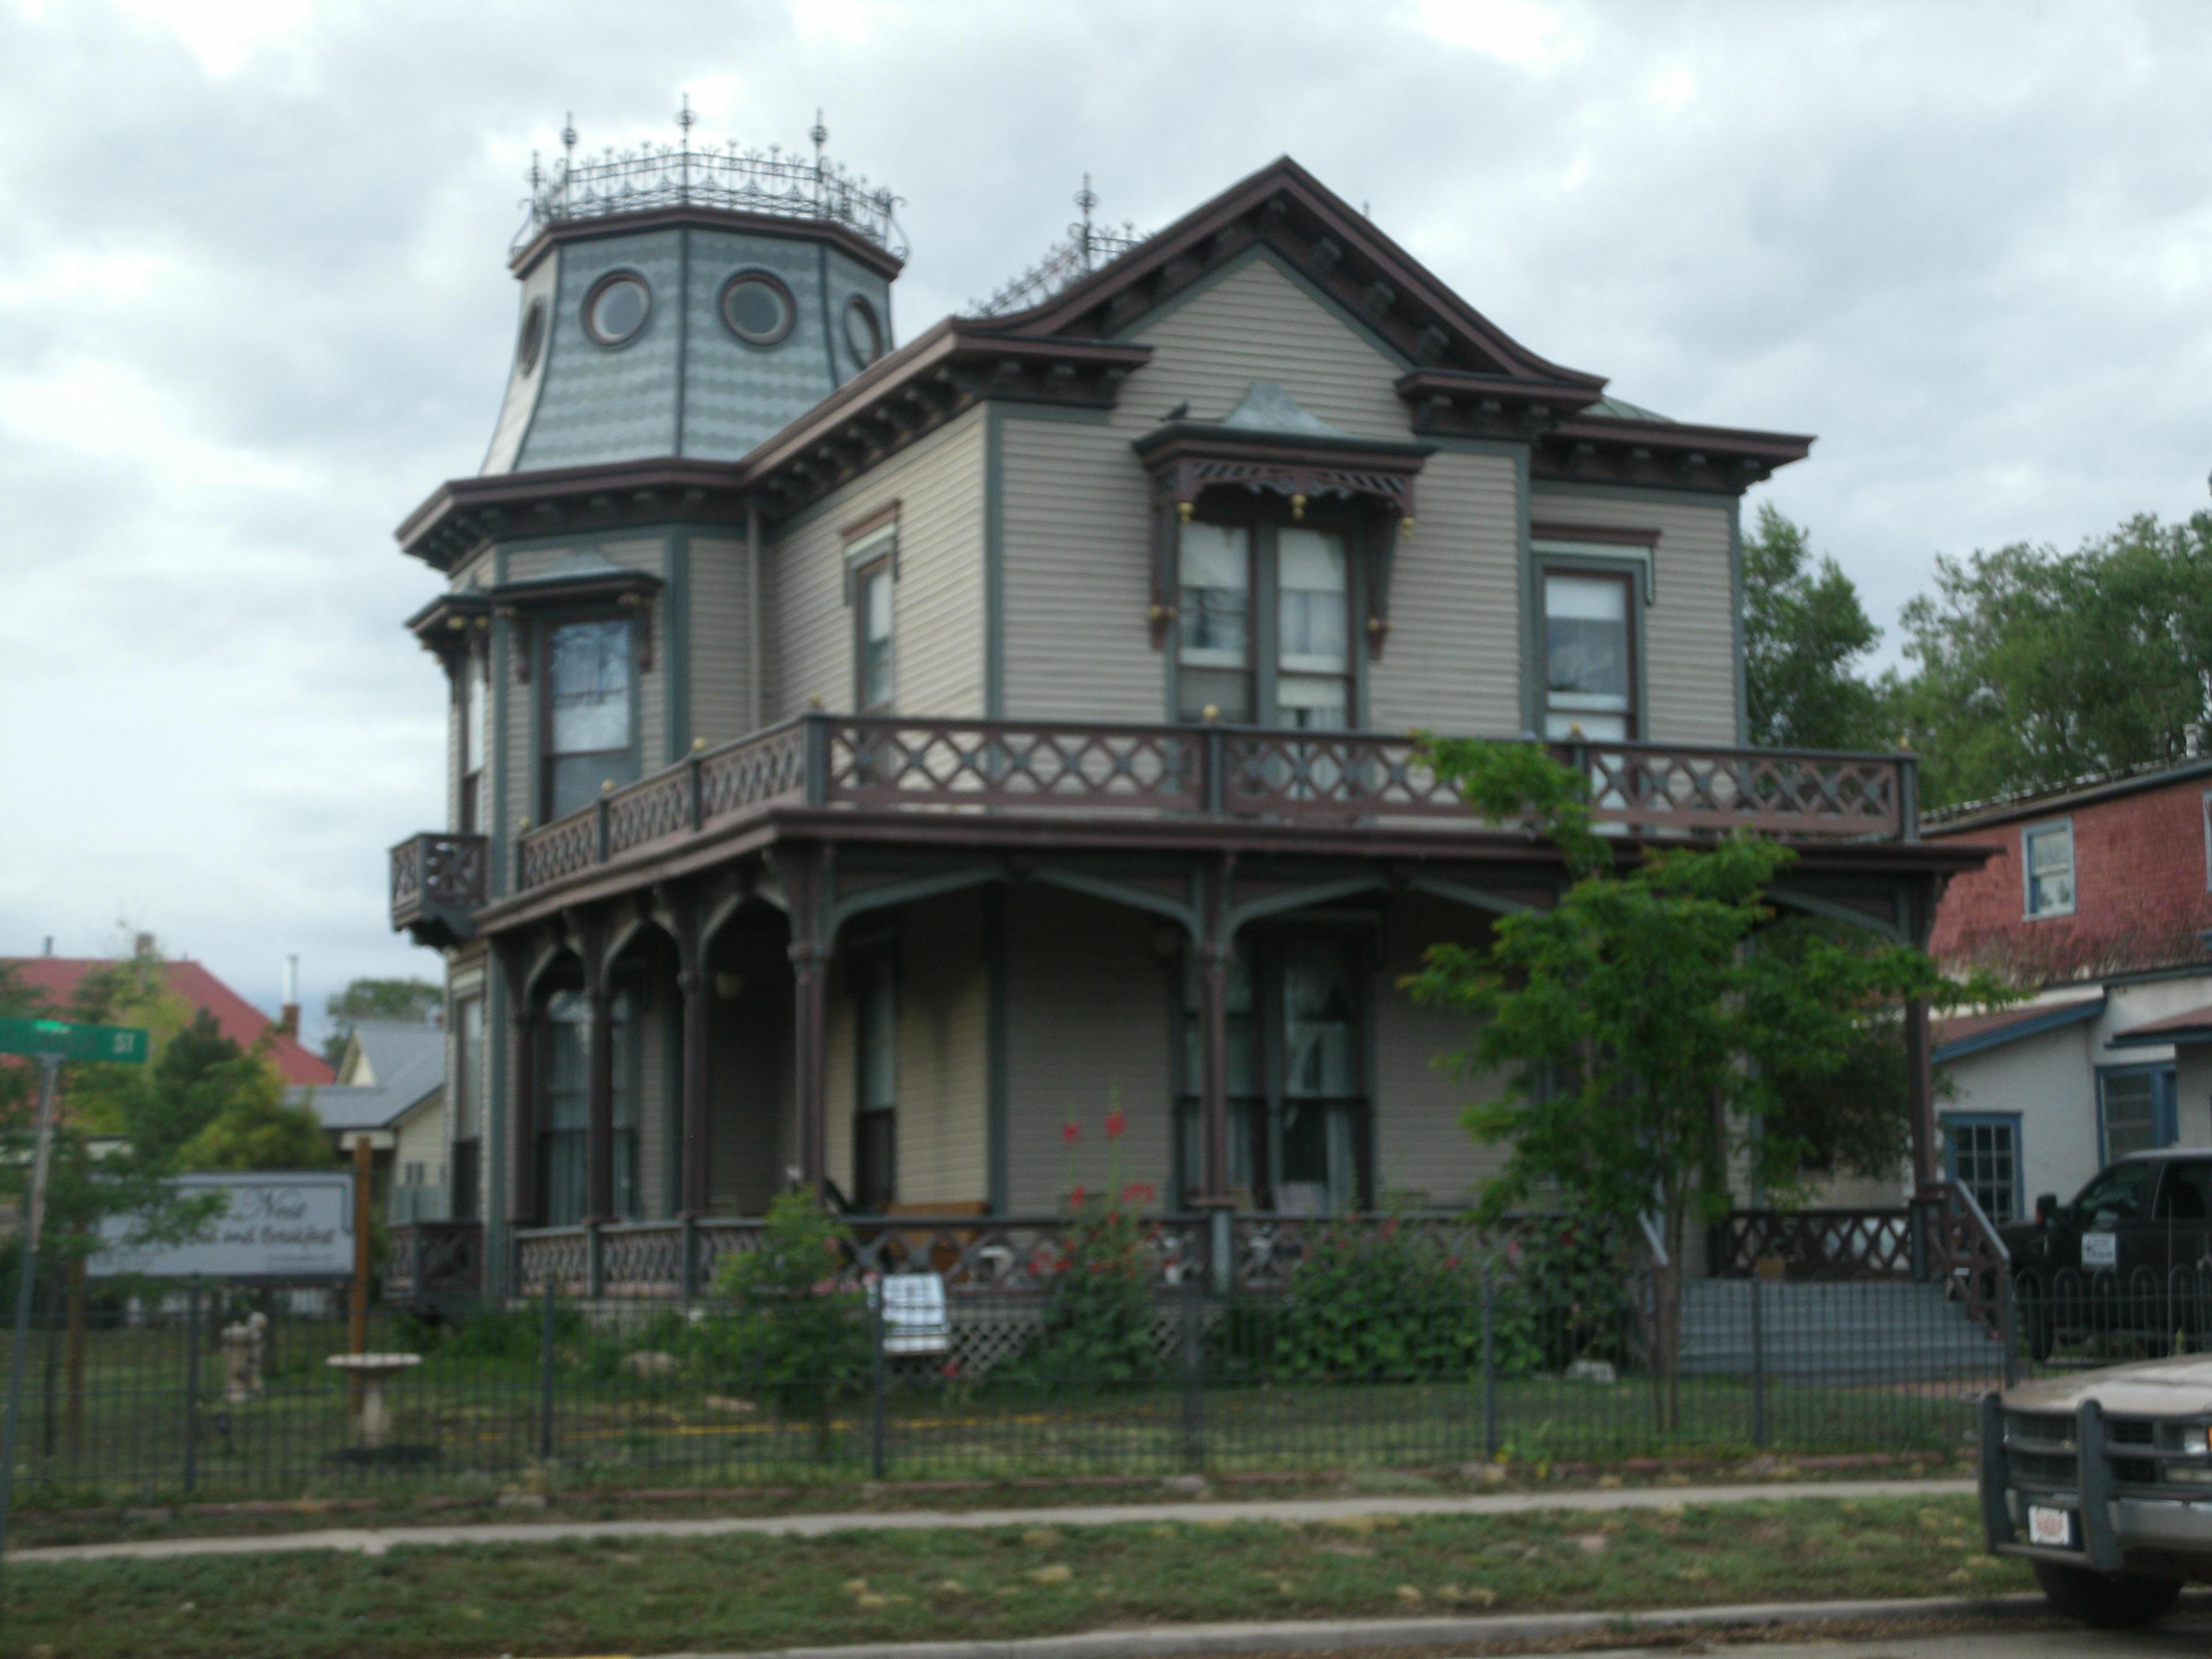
[0,1256,2081,1506]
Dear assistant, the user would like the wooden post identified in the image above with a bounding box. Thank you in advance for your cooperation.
[497,937,540,1227]
[349,1135,373,1414]
[665,886,713,1218]
[785,847,831,1196]
[570,910,615,1225]
[64,1255,84,1457]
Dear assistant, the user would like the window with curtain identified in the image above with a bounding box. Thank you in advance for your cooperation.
[452,994,484,1221]
[1177,940,1259,1207]
[1175,519,1355,728]
[1275,529,1350,730]
[539,986,641,1225]
[853,950,897,1211]
[1278,940,1363,1217]
[1177,521,1253,722]
[1543,570,1635,740]
[459,650,490,833]
[543,619,636,820]
[854,560,895,713]
[2024,821,2075,918]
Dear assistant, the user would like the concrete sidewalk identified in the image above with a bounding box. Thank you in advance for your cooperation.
[8,1475,1975,1565]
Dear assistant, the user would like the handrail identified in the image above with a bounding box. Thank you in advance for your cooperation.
[503,714,1921,896]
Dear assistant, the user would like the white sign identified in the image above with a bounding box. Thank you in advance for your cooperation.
[88,1173,354,1281]
[2081,1231,2119,1271]
[878,1272,950,1355]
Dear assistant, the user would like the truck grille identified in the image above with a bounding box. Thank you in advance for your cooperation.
[2005,1409,2078,1490]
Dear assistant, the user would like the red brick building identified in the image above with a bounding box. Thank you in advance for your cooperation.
[1924,758,2212,1223]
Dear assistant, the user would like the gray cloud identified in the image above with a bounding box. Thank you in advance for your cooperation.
[4,0,2210,1038]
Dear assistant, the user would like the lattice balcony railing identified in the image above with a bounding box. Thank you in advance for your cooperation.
[507,714,1922,897]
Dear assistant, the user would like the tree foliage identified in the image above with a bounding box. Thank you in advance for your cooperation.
[1742,504,1891,752]
[1403,738,1993,1412]
[323,976,444,1066]
[1894,512,2212,808]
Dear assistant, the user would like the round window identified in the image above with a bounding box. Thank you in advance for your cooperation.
[721,271,796,347]
[584,272,651,347]
[843,296,882,368]
[515,297,547,375]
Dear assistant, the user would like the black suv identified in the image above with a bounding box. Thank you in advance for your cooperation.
[2004,1150,2212,1360]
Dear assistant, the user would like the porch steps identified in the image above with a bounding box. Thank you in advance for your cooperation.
[1676,1280,2003,1378]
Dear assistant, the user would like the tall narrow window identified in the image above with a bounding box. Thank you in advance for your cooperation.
[539,987,640,1225]
[459,650,490,833]
[1543,571,1635,740]
[1279,940,1364,1216]
[544,619,635,820]
[855,560,895,713]
[1275,529,1350,730]
[452,994,484,1221]
[1942,1114,2021,1226]
[1177,522,1253,722]
[2024,820,2075,918]
[853,952,896,1212]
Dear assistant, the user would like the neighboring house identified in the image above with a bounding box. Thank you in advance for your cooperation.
[299,1020,449,1220]
[385,130,1978,1298]
[1927,755,2212,1225]
[3,940,335,1088]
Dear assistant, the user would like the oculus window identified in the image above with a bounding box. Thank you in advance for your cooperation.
[543,618,638,820]
[843,296,883,368]
[514,297,547,374]
[583,272,651,347]
[2024,820,2075,918]
[721,271,796,346]
[1176,520,1353,728]
[1543,570,1636,740]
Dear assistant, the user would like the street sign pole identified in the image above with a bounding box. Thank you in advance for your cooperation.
[0,1054,66,1574]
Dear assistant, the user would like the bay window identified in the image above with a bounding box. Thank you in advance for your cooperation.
[459,647,490,833]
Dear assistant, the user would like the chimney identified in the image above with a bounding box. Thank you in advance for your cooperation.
[133,931,156,959]
[279,953,301,1039]
[41,935,52,957]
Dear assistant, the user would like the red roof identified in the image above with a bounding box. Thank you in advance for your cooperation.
[1,957,335,1086]
[2110,1003,2212,1047]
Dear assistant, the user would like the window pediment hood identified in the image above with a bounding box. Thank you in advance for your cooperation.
[1134,381,1433,520]
[489,549,664,608]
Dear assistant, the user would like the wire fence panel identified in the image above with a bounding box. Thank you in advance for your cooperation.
[30,1256,2182,1505]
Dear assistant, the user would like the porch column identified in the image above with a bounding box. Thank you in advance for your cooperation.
[495,937,540,1226]
[1194,854,1237,1208]
[1904,873,1940,1192]
[665,887,713,1217]
[573,910,616,1225]
[786,846,831,1196]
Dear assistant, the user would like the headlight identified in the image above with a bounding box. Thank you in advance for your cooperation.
[2183,1427,2210,1456]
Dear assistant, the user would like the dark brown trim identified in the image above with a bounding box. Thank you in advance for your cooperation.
[1531,415,1814,494]
[579,268,653,349]
[1531,521,1659,548]
[511,205,905,283]
[718,267,798,348]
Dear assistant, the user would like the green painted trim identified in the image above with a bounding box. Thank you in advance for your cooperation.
[482,521,713,559]
[984,405,1006,717]
[1767,885,1910,945]
[994,403,1113,426]
[1407,876,1537,918]
[666,531,691,763]
[1529,479,1745,505]
[1029,867,1200,934]
[1531,549,1651,741]
[1514,445,1540,736]
[827,865,1006,938]
[763,404,986,543]
[1729,497,1748,745]
[1107,241,1416,376]
[482,965,507,1299]
[984,885,1008,1214]
[1226,874,1387,933]
[493,544,512,896]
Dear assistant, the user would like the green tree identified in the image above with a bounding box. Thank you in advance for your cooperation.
[1402,738,1984,1421]
[1742,504,1891,752]
[323,976,445,1067]
[1895,512,2212,808]
[708,1192,868,1456]
[178,1054,334,1171]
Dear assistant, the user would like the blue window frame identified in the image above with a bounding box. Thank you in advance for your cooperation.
[1942,1112,2023,1225]
[2097,1063,2177,1165]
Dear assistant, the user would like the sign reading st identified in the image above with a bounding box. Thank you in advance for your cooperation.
[0,1017,149,1066]
[88,1173,355,1282]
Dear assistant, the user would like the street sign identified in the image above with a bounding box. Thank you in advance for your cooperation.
[0,1017,149,1065]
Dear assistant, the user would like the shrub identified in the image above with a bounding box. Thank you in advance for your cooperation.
[1264,1218,1487,1382]
[1488,1215,1637,1377]
[707,1192,868,1453]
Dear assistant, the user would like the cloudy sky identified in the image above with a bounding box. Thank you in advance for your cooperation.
[3,0,2209,1043]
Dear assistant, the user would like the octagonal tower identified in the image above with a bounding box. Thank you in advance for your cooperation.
[482,113,904,474]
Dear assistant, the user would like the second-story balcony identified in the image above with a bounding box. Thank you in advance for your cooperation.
[493,713,1922,914]
[389,830,490,946]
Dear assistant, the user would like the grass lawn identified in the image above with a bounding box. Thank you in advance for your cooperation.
[0,1495,2028,1659]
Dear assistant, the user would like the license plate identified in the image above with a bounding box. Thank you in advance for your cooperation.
[2082,1233,2118,1269]
[2028,1505,2074,1548]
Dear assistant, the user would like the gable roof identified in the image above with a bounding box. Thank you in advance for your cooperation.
[1933,994,2105,1063]
[2110,1002,2212,1048]
[2,956,335,1086]
[296,1020,444,1132]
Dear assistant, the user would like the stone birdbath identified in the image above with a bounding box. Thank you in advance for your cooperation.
[326,1352,422,1449]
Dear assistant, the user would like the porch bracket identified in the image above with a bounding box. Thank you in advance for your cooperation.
[824,862,1010,938]
[1406,876,1539,919]
[1027,867,1201,936]
[1226,873,1388,934]
[1766,884,1910,945]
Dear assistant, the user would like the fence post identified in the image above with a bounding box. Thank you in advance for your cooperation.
[537,1276,557,1466]
[1999,1264,2020,1390]
[869,1280,888,1480]
[1480,1276,1498,1461]
[1748,1277,1767,1450]
[182,1277,203,1494]
[1179,1279,1205,1473]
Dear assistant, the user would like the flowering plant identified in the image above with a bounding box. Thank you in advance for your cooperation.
[1012,1094,1160,1382]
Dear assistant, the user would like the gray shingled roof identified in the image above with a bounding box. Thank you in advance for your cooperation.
[289,1020,444,1132]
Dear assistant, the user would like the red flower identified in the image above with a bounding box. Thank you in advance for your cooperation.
[1104,1109,1127,1141]
[1122,1182,1156,1207]
[1063,1120,1082,1145]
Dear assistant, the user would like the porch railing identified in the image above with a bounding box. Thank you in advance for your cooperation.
[384,1220,484,1309]
[503,715,1920,897]
[387,831,488,937]
[511,1211,1490,1301]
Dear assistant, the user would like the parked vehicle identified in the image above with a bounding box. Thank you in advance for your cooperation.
[2002,1151,2212,1361]
[1980,1356,2212,1627]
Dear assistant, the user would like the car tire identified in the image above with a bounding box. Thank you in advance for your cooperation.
[2032,1559,2182,1628]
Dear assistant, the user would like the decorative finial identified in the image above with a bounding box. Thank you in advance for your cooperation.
[811,109,828,152]
[561,112,577,158]
[677,92,695,137]
[1075,173,1098,223]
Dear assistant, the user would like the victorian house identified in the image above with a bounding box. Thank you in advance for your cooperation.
[386,126,1980,1302]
